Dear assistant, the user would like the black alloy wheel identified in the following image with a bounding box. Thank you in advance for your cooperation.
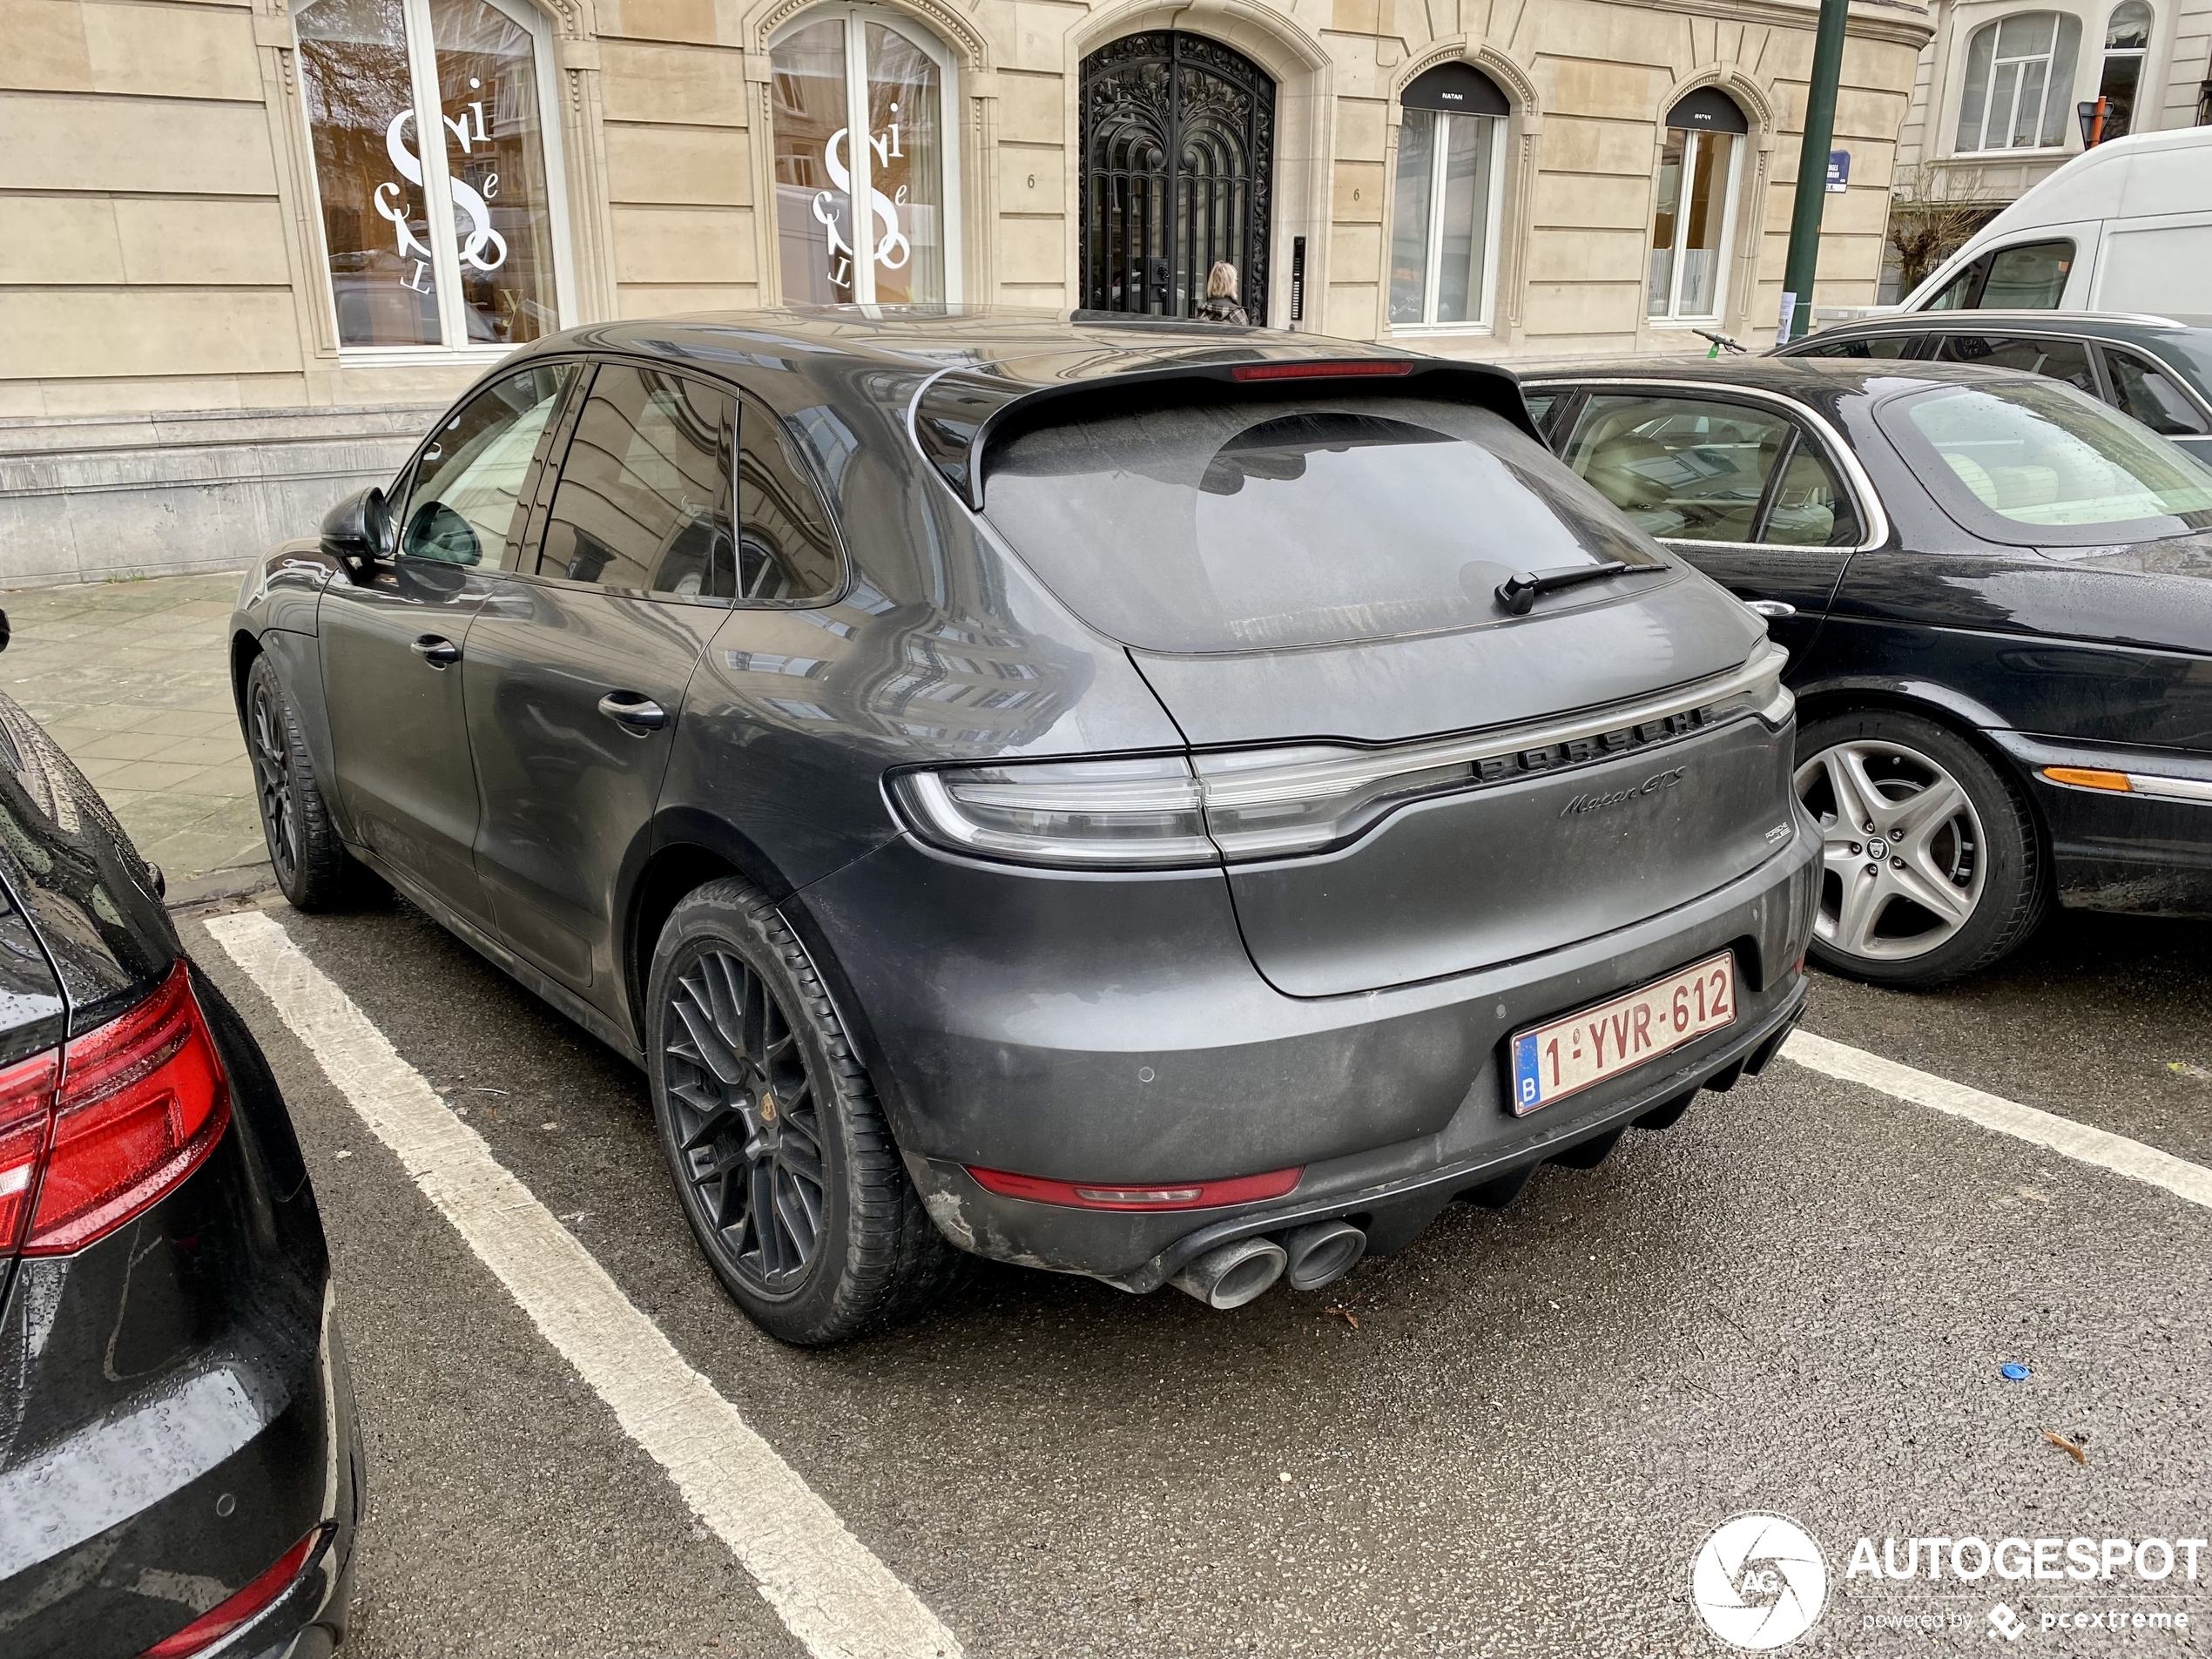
[243,655,374,911]
[645,878,965,1344]
[662,948,827,1296]
[247,672,300,888]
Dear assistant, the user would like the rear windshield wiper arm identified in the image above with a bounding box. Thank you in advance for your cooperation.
[1494,561,1663,617]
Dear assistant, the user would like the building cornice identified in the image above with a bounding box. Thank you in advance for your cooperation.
[1626,0,1936,51]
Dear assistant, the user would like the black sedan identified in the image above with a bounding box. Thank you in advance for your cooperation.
[0,692,360,1656]
[1524,356,2212,986]
[1772,308,2212,465]
[233,312,1817,1342]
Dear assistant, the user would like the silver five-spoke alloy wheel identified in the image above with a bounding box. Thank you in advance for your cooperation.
[1794,738,1986,962]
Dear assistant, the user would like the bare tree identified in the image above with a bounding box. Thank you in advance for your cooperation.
[1885,164,2000,296]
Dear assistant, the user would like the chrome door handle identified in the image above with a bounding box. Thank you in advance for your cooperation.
[1743,599,1797,621]
[597,691,666,733]
[410,635,461,667]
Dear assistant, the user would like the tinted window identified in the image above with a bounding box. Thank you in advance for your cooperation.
[2103,347,2211,436]
[735,395,842,602]
[1883,379,2212,545]
[981,395,1660,653]
[1796,334,1920,359]
[1562,395,1856,546]
[1937,333,2096,393]
[540,366,738,598]
[1979,239,2073,307]
[400,362,573,566]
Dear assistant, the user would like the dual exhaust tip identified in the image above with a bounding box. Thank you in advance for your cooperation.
[1170,1218,1366,1310]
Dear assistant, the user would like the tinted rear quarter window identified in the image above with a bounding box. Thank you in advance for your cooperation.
[981,394,1661,652]
[2103,347,2211,435]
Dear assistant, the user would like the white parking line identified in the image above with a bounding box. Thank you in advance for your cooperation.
[201,909,962,1659]
[1782,1029,2212,1211]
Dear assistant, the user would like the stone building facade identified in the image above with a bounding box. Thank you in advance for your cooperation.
[0,0,1931,583]
[1886,0,2212,293]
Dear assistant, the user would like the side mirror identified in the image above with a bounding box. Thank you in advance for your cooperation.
[320,486,392,574]
[0,610,10,653]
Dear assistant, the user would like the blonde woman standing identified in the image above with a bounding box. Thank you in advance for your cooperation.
[1196,261,1250,325]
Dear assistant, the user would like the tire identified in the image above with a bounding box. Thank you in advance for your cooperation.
[645,878,964,1345]
[245,654,379,912]
[1793,708,2046,987]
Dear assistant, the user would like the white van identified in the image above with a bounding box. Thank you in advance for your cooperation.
[1900,126,2212,315]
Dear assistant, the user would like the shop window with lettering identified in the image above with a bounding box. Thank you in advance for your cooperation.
[771,6,960,306]
[294,0,568,351]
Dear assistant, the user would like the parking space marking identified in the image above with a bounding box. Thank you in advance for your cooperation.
[1783,1029,2212,1211]
[202,910,962,1659]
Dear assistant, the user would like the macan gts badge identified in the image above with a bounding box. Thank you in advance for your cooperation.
[233,310,1820,1344]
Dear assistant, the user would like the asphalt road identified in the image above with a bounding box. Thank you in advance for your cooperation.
[181,896,2212,1659]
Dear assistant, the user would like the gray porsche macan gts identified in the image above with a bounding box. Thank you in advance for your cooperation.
[233,310,1819,1344]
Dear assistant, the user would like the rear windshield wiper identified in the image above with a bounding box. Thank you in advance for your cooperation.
[1494,561,1664,617]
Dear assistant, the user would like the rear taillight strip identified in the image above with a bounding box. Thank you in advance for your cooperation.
[1,961,232,1258]
[890,643,1791,870]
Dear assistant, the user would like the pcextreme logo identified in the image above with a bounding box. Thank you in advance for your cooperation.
[1691,1513,1830,1649]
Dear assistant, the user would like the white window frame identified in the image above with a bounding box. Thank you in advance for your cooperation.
[1954,10,2081,157]
[1648,126,1743,327]
[1387,109,1506,334]
[768,3,964,307]
[2096,1,2152,130]
[293,0,577,365]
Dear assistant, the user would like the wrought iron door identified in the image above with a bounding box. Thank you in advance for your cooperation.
[1080,32,1274,322]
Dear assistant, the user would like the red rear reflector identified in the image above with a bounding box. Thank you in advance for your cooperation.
[966,1164,1302,1210]
[0,1050,60,1253]
[25,962,230,1256]
[140,1523,331,1658]
[1228,360,1413,381]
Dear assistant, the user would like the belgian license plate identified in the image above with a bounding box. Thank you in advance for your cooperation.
[1509,953,1737,1116]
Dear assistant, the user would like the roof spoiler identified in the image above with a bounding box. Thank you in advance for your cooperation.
[910,356,1541,511]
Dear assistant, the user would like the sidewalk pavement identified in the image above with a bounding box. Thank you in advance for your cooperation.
[3,571,272,903]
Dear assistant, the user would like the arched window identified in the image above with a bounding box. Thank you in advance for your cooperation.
[770,6,961,306]
[1387,64,1507,329]
[1954,11,2084,152]
[293,0,570,352]
[1649,89,1744,322]
[2094,1,2153,140]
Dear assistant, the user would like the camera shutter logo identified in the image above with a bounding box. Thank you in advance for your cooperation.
[1691,1513,1829,1649]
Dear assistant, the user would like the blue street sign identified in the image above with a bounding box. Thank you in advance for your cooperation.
[1826,151,1851,193]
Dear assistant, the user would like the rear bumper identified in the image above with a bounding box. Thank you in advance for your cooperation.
[792,813,1819,1285]
[1993,732,2212,917]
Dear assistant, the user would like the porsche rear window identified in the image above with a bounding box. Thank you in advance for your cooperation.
[978,395,1663,652]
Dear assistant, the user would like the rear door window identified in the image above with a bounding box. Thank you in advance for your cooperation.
[979,394,1662,653]
[1935,334,2097,393]
[2101,347,2211,436]
[1560,394,1858,547]
[539,365,738,598]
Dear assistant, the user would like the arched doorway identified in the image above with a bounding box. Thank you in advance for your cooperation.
[1079,31,1274,321]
